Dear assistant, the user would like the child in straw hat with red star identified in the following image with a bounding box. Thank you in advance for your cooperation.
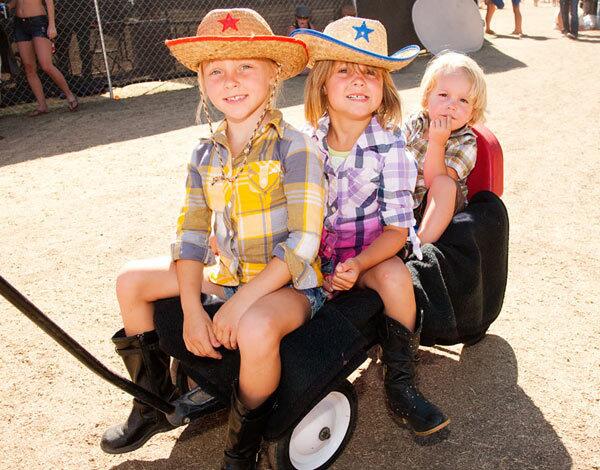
[100,9,326,468]
[292,17,450,437]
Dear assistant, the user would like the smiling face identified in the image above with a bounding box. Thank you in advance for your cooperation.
[201,58,275,124]
[324,61,383,123]
[425,71,475,131]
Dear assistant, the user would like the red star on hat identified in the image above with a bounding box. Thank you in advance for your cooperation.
[218,13,240,32]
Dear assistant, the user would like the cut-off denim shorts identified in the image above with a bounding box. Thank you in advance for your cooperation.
[13,15,49,42]
[222,284,327,319]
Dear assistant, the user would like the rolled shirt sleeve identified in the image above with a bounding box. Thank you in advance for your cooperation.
[170,147,215,265]
[445,133,477,181]
[378,141,418,229]
[272,134,325,289]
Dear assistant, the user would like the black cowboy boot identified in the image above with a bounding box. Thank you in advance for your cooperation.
[379,312,449,436]
[100,329,178,454]
[221,385,275,470]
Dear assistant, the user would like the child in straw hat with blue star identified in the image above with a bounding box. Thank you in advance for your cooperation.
[292,17,450,437]
[101,9,326,468]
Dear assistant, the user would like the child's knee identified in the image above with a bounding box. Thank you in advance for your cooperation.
[371,260,412,292]
[237,311,280,357]
[115,262,146,298]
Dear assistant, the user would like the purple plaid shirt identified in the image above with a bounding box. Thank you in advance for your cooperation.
[310,115,421,267]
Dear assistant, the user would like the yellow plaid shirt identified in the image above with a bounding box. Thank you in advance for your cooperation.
[171,110,325,289]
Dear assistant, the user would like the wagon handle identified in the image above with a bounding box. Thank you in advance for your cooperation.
[0,275,175,415]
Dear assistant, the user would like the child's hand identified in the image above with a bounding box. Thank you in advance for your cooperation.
[428,116,452,147]
[331,258,361,291]
[183,307,222,359]
[209,235,219,256]
[212,295,247,350]
[322,274,336,299]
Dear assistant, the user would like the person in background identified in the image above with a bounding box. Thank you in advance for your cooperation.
[559,0,579,39]
[7,0,78,115]
[484,0,524,37]
[339,3,357,18]
[287,4,315,35]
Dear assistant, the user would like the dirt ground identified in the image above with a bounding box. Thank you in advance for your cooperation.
[1,3,599,469]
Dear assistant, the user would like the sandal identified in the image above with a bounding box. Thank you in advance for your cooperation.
[67,97,79,112]
[28,108,49,117]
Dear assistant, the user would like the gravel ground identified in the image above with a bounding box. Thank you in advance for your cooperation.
[1,4,598,469]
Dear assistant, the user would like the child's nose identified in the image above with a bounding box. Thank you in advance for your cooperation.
[224,75,239,88]
[351,72,366,85]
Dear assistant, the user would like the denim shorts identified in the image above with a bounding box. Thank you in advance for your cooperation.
[222,284,327,318]
[13,15,49,42]
[489,0,520,8]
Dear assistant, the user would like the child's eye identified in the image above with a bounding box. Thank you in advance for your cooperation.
[208,69,221,76]
[366,69,377,77]
[438,92,447,97]
[337,67,348,73]
[460,98,469,104]
[240,64,253,71]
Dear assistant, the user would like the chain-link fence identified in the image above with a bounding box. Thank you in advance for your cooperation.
[0,0,352,113]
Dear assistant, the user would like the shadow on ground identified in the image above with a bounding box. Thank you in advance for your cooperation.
[1,41,526,168]
[109,335,571,469]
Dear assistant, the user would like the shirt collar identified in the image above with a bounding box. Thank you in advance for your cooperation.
[211,109,284,147]
[314,114,396,152]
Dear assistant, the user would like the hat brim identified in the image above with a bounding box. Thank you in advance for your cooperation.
[165,36,308,80]
[290,29,420,71]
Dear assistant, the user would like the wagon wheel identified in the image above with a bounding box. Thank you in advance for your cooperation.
[266,379,358,470]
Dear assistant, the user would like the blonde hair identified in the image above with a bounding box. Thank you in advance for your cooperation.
[420,51,487,125]
[304,60,402,129]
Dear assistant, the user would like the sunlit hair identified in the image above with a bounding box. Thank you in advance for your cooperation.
[420,51,487,125]
[304,60,402,129]
[195,58,281,127]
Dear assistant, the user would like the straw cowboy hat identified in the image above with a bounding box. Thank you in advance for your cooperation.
[165,9,308,79]
[290,16,420,71]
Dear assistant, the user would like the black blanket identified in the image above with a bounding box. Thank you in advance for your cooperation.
[154,190,508,436]
[411,190,509,346]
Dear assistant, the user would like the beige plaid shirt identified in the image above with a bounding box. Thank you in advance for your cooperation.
[402,111,477,207]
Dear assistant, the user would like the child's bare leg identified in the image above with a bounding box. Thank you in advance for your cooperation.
[236,288,310,409]
[104,256,225,452]
[417,174,458,245]
[116,255,224,336]
[16,41,47,111]
[363,258,449,435]
[359,257,416,331]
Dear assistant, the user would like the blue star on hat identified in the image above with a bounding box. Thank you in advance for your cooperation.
[353,21,374,42]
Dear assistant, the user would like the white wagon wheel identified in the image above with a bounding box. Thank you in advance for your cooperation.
[266,379,358,470]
